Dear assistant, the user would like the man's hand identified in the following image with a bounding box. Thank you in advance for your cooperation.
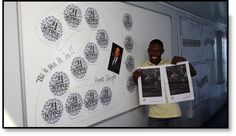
[171,56,187,64]
[133,69,142,84]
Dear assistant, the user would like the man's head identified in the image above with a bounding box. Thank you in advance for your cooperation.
[114,47,121,58]
[148,39,164,65]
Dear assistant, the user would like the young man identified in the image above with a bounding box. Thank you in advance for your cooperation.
[133,39,196,127]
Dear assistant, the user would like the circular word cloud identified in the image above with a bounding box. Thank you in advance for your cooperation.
[96,29,109,49]
[124,35,134,52]
[41,16,63,42]
[84,89,99,111]
[71,57,88,79]
[85,7,99,29]
[100,87,112,106]
[64,4,82,28]
[41,98,63,124]
[84,42,99,63]
[49,71,70,96]
[125,55,135,72]
[123,13,133,30]
[126,76,136,93]
[65,93,83,116]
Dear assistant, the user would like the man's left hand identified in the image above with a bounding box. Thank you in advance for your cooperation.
[171,56,187,64]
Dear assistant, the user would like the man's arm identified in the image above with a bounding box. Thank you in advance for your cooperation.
[171,56,197,77]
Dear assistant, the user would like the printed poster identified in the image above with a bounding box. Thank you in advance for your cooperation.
[137,61,194,105]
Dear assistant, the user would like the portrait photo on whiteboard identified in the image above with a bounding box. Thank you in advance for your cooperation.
[164,61,194,103]
[107,42,123,74]
[137,65,166,105]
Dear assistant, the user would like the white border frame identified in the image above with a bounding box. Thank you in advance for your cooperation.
[137,65,166,105]
[16,2,28,127]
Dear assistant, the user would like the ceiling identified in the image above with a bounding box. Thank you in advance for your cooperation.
[166,2,227,26]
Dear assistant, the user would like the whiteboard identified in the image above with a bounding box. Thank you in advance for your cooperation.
[18,2,172,127]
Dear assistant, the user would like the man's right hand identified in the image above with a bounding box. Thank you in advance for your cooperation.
[133,68,142,84]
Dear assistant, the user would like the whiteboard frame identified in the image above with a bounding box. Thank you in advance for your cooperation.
[16,2,173,127]
[16,2,28,127]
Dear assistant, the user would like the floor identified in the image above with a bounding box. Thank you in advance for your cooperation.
[201,102,229,128]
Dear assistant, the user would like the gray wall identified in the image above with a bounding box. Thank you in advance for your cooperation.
[4,2,227,127]
[4,2,24,127]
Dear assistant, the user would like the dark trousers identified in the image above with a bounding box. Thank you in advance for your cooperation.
[148,117,181,128]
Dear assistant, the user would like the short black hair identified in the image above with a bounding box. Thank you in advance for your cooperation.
[149,39,163,48]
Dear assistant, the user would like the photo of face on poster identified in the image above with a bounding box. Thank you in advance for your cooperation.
[107,42,123,74]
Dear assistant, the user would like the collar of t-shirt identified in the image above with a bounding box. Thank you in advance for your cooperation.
[147,59,165,66]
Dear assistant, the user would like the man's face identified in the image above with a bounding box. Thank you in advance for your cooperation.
[114,47,121,58]
[148,43,164,64]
